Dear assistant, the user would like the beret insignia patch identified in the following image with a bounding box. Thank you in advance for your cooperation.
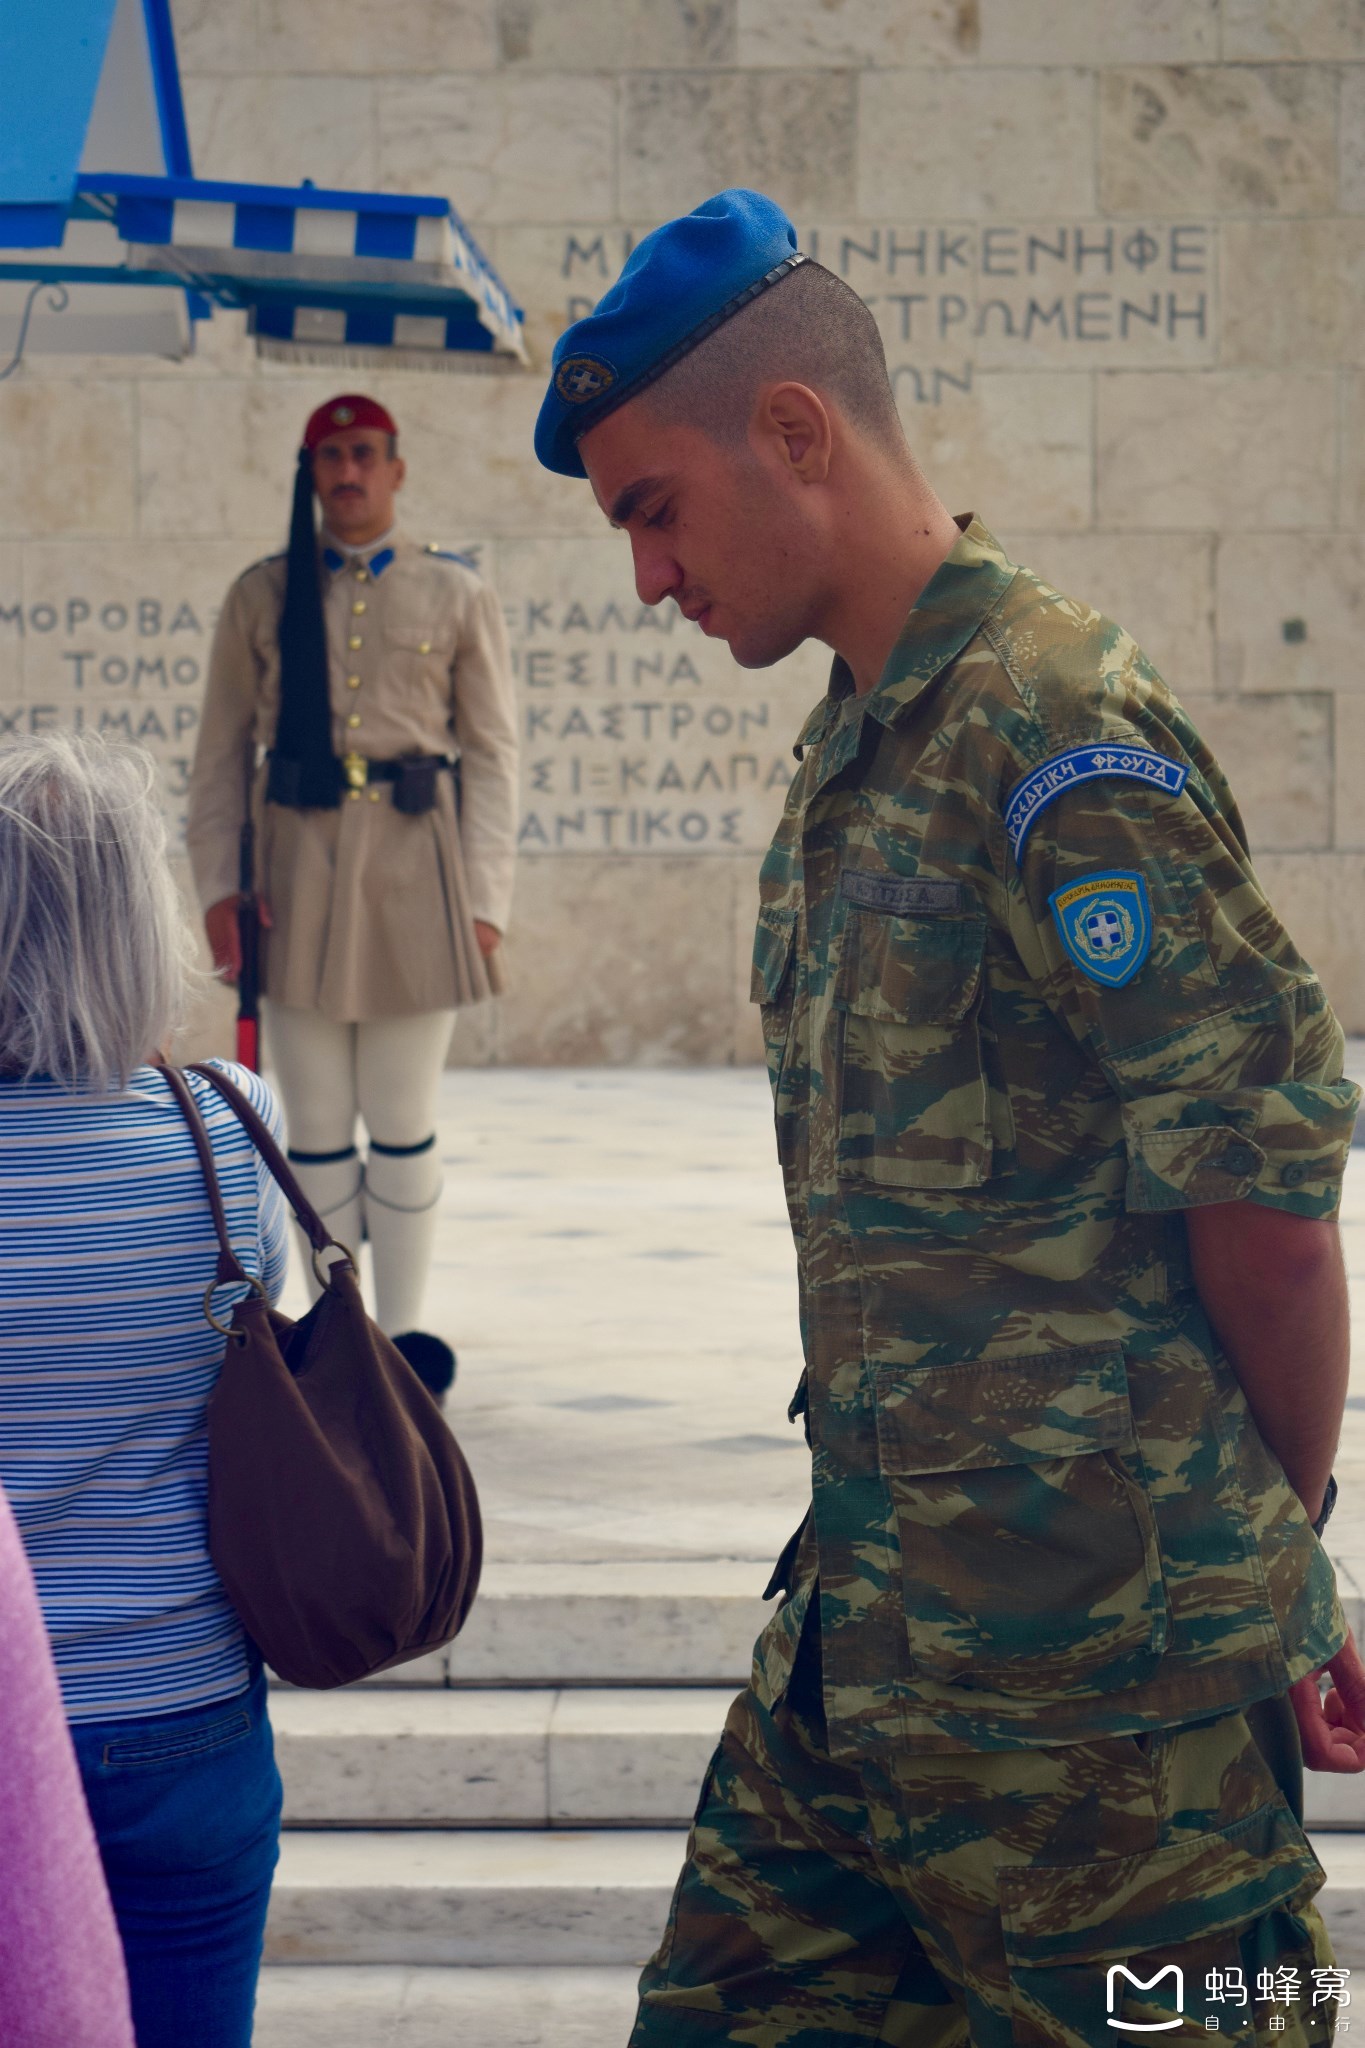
[331,404,355,425]
[555,355,617,405]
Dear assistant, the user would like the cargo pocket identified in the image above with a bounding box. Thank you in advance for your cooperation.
[750,903,797,1092]
[875,1344,1168,1696]
[835,905,991,1189]
[999,1796,1325,2043]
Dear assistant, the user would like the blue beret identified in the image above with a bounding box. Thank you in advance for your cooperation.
[534,188,804,479]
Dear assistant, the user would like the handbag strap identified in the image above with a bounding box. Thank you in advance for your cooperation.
[184,1062,337,1257]
[158,1064,254,1289]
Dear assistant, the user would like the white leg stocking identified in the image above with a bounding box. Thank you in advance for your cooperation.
[356,1011,456,1337]
[262,1002,362,1300]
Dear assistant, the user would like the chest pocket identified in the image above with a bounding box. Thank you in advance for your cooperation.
[385,623,450,700]
[835,903,991,1190]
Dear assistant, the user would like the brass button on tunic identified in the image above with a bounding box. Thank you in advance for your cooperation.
[187,531,519,1022]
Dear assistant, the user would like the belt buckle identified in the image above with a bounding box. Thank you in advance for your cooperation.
[341,750,367,792]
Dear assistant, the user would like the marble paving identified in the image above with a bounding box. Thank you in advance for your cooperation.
[275,1065,813,1578]
[276,1054,1365,1606]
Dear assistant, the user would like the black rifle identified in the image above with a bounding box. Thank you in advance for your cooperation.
[235,747,260,1072]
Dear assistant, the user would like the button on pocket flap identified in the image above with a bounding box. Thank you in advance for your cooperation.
[875,1345,1134,1475]
[1123,1114,1266,1213]
[750,904,797,1005]
[387,623,440,651]
[837,907,985,1026]
[999,1796,1323,1972]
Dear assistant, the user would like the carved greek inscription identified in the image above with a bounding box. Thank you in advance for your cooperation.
[0,588,213,848]
[504,589,805,854]
[556,219,1216,406]
[0,563,812,861]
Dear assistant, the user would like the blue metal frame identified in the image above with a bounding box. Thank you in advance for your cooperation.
[0,257,495,323]
[140,0,192,177]
[75,172,449,218]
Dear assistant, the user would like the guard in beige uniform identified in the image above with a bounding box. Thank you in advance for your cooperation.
[187,393,519,1395]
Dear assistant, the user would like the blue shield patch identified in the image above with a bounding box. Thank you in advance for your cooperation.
[1048,871,1152,989]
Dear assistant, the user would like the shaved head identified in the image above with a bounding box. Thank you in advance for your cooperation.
[639,259,906,454]
[577,253,956,689]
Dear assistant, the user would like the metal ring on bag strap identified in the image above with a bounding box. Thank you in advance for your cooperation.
[311,1241,358,1290]
[203,1272,270,1342]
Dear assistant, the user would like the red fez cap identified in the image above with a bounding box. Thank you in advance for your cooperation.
[302,394,398,452]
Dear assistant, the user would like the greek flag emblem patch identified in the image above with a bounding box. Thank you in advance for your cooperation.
[1048,871,1153,988]
[1004,745,1188,858]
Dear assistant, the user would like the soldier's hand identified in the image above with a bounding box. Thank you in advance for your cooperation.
[1291,1629,1365,1772]
[206,896,242,979]
[473,919,501,960]
[205,894,272,981]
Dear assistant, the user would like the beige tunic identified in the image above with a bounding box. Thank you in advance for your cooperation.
[186,531,519,1023]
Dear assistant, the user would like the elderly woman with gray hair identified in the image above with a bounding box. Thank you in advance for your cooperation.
[0,733,289,2048]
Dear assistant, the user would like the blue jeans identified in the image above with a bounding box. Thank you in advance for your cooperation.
[70,1670,282,2048]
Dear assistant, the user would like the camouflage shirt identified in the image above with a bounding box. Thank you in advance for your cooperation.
[752,517,1359,1759]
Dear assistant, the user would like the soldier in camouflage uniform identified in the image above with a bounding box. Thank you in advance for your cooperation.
[534,190,1365,2044]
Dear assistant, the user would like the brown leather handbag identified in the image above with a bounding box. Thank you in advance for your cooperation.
[160,1062,482,1690]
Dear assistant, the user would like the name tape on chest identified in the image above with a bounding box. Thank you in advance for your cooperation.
[840,870,966,916]
[1004,745,1189,859]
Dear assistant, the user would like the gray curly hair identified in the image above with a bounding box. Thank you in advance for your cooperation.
[0,733,196,1092]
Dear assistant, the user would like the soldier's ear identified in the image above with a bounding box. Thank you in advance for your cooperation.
[753,382,831,487]
[391,454,407,494]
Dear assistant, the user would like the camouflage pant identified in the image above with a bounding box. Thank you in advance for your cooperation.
[630,1623,1338,2046]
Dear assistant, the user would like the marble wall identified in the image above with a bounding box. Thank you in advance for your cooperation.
[4,0,1364,1058]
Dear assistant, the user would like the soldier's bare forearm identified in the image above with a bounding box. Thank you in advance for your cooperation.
[1186,1201,1348,1524]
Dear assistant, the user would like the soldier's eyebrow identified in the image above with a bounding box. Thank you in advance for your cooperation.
[608,475,672,528]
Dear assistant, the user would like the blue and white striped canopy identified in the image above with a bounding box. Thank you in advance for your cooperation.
[71,172,526,363]
[0,0,527,370]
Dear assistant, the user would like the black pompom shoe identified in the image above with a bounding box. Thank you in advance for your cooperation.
[392,1331,457,1401]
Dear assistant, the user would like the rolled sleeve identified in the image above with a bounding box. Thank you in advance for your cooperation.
[1007,726,1360,1221]
[1117,1047,1358,1220]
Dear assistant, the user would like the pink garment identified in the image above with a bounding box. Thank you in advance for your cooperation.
[0,1482,134,2048]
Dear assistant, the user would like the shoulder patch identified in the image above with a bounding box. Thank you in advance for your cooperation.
[425,543,478,571]
[1048,871,1153,989]
[244,549,286,575]
[1005,744,1189,859]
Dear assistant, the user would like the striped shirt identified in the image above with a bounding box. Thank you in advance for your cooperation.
[0,1062,288,1723]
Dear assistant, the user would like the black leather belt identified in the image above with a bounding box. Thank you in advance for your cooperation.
[341,751,459,814]
[342,750,454,785]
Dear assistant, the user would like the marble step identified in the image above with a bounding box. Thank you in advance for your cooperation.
[1306,1770,1365,1832]
[255,1966,639,2048]
[274,1683,1365,1832]
[279,1563,1365,1692]
[264,1828,684,1967]
[269,1559,771,1692]
[1320,1834,1365,1967]
[366,1560,771,1688]
[265,1829,1365,1970]
[272,1685,728,1827]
